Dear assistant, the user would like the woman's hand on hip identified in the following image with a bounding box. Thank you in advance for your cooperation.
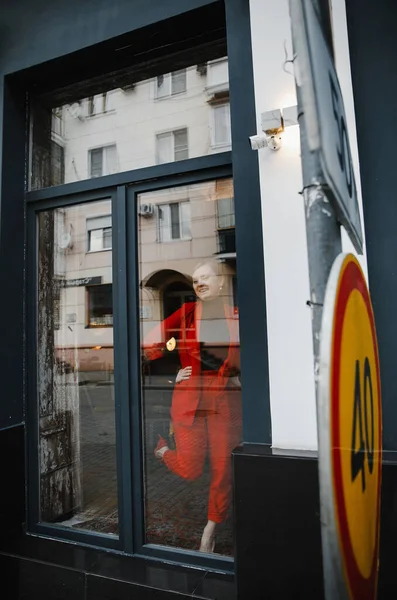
[176,366,192,383]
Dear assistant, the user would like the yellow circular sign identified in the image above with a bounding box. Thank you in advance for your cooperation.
[319,253,382,600]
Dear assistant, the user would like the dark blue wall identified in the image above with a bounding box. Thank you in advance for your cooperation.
[346,0,397,451]
[0,0,215,430]
[0,0,215,74]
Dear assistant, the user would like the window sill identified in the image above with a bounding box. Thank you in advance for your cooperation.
[157,237,192,244]
[154,91,187,101]
[86,248,112,254]
[210,143,232,151]
[85,109,116,119]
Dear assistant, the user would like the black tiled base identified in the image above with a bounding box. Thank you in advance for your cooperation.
[378,457,397,598]
[0,532,235,599]
[193,571,236,600]
[0,550,235,599]
[6,430,397,599]
[86,574,197,600]
[1,555,85,600]
[233,446,324,600]
[0,426,25,531]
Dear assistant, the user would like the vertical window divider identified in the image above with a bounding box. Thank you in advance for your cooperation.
[113,185,134,553]
[126,185,145,552]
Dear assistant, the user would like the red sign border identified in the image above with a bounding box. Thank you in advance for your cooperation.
[331,256,382,599]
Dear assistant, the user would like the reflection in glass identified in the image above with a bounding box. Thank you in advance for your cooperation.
[30,58,230,190]
[37,200,118,535]
[139,179,241,556]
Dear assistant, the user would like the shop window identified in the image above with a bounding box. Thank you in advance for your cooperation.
[89,145,118,178]
[87,284,113,327]
[26,0,265,569]
[87,215,112,251]
[211,103,231,148]
[156,129,188,164]
[156,69,187,98]
[158,201,191,241]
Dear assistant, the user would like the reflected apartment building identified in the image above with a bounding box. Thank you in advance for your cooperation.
[50,58,236,377]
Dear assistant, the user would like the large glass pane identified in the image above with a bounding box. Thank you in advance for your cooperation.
[138,178,241,556]
[37,199,118,536]
[30,57,231,190]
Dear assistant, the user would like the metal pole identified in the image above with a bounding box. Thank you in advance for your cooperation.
[291,2,343,598]
[297,92,344,600]
[297,91,342,384]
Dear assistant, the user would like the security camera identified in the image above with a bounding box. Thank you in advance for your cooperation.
[249,133,268,151]
[266,133,283,151]
[249,131,283,151]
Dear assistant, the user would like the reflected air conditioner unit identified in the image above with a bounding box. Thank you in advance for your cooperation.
[138,204,154,217]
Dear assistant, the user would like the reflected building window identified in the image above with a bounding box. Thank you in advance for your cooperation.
[87,284,113,327]
[211,103,231,148]
[207,58,229,91]
[217,197,235,229]
[158,201,191,242]
[89,145,118,178]
[51,108,64,137]
[156,69,187,98]
[50,142,65,186]
[87,215,112,251]
[87,92,108,117]
[217,196,235,255]
[163,281,196,321]
[156,129,188,164]
[50,109,65,186]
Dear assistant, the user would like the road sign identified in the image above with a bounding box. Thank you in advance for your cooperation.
[318,253,382,599]
[290,0,363,254]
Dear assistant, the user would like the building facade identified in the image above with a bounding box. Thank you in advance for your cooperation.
[0,0,396,598]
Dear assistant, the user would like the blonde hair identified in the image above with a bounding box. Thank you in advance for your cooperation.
[193,258,225,277]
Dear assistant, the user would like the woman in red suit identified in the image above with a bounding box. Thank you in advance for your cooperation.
[143,260,242,553]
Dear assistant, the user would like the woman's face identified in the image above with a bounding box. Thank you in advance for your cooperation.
[192,264,221,301]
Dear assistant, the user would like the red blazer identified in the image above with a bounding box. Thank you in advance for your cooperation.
[143,302,240,426]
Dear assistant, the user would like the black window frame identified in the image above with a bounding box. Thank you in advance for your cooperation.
[19,0,271,574]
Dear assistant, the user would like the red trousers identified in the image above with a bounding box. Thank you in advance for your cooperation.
[163,372,242,523]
